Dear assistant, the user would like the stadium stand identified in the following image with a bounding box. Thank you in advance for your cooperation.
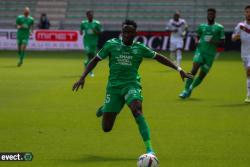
[0,0,249,31]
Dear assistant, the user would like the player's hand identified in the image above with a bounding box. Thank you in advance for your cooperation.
[232,34,240,41]
[179,71,193,81]
[17,25,22,29]
[72,78,85,92]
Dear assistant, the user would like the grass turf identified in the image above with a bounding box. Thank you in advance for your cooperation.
[0,50,250,167]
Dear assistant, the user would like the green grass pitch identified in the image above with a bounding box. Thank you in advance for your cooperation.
[0,50,250,167]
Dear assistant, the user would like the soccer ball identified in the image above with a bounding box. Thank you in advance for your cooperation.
[137,153,159,167]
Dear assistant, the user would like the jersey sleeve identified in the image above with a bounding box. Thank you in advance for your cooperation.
[97,40,112,60]
[16,16,21,25]
[31,17,34,25]
[197,24,202,37]
[80,22,85,31]
[233,23,241,35]
[141,44,156,59]
[96,21,102,32]
[219,26,225,40]
[166,20,174,31]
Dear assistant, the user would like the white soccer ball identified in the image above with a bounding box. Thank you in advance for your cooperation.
[137,153,159,167]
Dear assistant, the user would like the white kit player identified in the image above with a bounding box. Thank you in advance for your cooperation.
[232,5,250,102]
[166,11,188,66]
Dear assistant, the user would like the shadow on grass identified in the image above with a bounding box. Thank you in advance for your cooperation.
[1,65,17,68]
[214,103,250,108]
[177,97,202,101]
[61,154,135,164]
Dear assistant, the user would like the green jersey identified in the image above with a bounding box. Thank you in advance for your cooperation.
[196,23,225,56]
[97,38,156,89]
[80,19,102,46]
[16,15,34,39]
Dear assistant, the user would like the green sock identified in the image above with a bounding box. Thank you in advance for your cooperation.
[135,115,153,153]
[184,78,194,91]
[190,76,203,90]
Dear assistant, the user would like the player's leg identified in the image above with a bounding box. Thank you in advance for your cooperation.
[102,112,118,132]
[176,39,184,66]
[128,100,153,154]
[169,40,176,63]
[124,87,153,153]
[179,50,202,98]
[243,58,250,102]
[84,45,96,77]
[17,41,22,66]
[188,68,207,93]
[188,56,214,97]
[100,92,125,131]
[246,67,250,102]
[176,49,182,66]
[17,40,27,67]
[179,62,200,98]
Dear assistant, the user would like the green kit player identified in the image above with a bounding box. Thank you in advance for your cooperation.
[179,8,225,99]
[16,7,34,67]
[73,20,192,154]
[80,10,102,77]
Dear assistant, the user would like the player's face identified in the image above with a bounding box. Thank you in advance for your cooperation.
[86,12,93,21]
[173,13,180,21]
[207,11,216,22]
[245,8,250,21]
[24,8,30,17]
[122,25,136,45]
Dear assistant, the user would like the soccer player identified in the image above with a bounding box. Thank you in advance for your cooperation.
[166,11,188,66]
[80,10,102,77]
[179,8,225,99]
[73,20,192,154]
[16,7,34,67]
[232,5,250,102]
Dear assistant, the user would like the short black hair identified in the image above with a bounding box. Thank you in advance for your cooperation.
[207,8,216,13]
[245,5,250,10]
[86,10,93,15]
[122,19,137,29]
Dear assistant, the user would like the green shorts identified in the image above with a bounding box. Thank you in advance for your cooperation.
[84,44,97,55]
[193,50,215,73]
[17,37,29,46]
[102,86,143,113]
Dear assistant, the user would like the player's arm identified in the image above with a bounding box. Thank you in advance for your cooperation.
[209,38,225,48]
[30,19,34,34]
[166,21,177,33]
[72,56,101,91]
[232,24,241,41]
[182,21,188,37]
[93,22,102,35]
[80,22,84,35]
[154,53,193,81]
[16,17,22,29]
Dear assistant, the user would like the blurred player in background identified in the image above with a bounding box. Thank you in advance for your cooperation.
[179,8,225,99]
[16,7,34,67]
[73,20,192,154]
[232,5,250,102]
[166,11,188,66]
[80,10,102,77]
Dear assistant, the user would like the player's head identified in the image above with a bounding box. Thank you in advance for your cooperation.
[207,8,216,23]
[173,11,180,21]
[24,7,30,17]
[86,10,93,21]
[245,5,250,21]
[121,19,137,45]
